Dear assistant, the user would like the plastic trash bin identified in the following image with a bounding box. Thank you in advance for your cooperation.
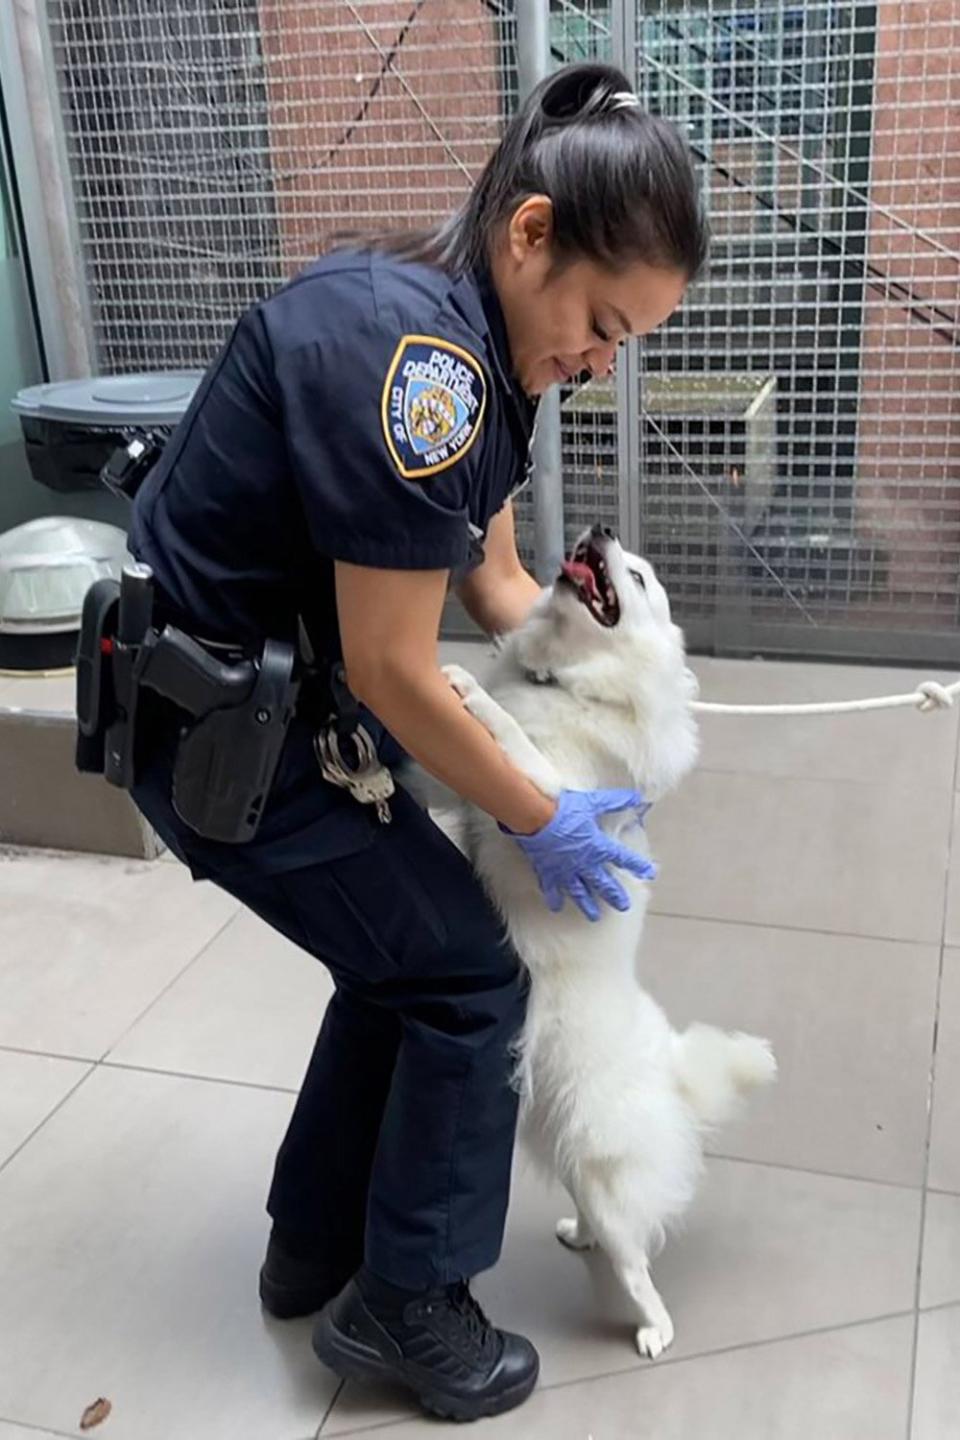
[11,371,202,492]
[0,516,130,671]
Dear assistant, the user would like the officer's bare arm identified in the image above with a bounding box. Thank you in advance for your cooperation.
[456,501,542,637]
[335,560,556,835]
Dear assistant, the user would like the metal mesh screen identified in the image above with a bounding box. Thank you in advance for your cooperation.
[42,0,960,660]
[510,0,617,564]
[630,0,960,658]
[45,0,516,370]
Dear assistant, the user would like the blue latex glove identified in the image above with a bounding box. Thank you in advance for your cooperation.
[507,789,657,922]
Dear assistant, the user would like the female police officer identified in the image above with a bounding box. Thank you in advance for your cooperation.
[127,62,706,1421]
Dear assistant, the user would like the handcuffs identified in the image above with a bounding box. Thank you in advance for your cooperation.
[314,723,395,825]
[310,660,395,825]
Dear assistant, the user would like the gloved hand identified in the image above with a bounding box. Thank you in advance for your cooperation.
[506,788,656,922]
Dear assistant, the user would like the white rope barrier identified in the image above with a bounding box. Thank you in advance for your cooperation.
[691,678,960,717]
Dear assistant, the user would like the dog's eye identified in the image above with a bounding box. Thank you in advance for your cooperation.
[630,570,647,591]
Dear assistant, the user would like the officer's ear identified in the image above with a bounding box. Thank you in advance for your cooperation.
[505,195,554,269]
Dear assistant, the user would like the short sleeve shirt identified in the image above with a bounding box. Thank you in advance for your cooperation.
[129,251,537,660]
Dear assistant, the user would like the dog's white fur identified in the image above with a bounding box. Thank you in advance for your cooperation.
[439,532,776,1358]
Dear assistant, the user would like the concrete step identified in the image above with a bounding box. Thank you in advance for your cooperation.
[0,670,160,859]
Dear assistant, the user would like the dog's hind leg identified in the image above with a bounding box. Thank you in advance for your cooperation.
[612,1249,674,1360]
[575,1181,675,1359]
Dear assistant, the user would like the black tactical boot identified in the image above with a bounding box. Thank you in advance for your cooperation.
[312,1269,539,1421]
[259,1231,361,1319]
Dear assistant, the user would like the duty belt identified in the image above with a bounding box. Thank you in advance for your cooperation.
[76,565,394,842]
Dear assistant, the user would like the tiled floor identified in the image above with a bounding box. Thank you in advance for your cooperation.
[1,647,958,1439]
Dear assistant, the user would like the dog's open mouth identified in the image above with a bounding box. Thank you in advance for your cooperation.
[558,537,621,627]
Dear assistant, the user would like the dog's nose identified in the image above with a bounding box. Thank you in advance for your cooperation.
[591,524,617,541]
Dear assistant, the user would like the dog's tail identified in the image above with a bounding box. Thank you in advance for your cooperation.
[671,1023,777,1130]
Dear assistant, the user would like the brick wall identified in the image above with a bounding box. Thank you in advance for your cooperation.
[257,0,506,270]
[855,0,960,611]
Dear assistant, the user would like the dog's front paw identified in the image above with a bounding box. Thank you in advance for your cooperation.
[556,1216,596,1251]
[636,1315,674,1360]
[442,663,480,703]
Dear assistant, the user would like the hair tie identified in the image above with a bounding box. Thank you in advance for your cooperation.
[610,91,641,112]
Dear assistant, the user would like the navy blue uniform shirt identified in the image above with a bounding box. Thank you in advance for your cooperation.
[130,250,537,659]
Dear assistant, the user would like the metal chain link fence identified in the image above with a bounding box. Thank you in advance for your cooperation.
[631,1,960,661]
[43,0,960,662]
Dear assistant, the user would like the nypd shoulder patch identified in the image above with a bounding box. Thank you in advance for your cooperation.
[381,334,487,480]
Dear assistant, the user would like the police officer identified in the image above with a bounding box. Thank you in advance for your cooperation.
[127,63,706,1422]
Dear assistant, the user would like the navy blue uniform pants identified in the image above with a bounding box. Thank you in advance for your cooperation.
[132,712,527,1290]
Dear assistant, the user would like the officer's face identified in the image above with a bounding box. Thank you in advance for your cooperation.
[494,197,689,396]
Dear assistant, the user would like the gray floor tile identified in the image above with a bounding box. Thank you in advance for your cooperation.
[642,915,939,1185]
[647,768,951,942]
[0,849,237,1058]
[323,1316,913,1439]
[920,1192,960,1310]
[1,652,954,1438]
[0,1066,331,1440]
[107,908,334,1089]
[496,1155,920,1371]
[929,948,960,1193]
[945,802,960,947]
[692,657,960,789]
[912,1305,960,1440]
[0,1050,92,1167]
[324,1155,920,1432]
[0,1424,74,1440]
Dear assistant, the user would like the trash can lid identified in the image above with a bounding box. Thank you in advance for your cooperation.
[0,517,130,633]
[11,371,204,426]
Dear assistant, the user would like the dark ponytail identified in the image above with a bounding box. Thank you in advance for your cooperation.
[339,63,708,280]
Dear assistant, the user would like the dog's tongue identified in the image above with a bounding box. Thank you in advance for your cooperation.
[561,559,600,601]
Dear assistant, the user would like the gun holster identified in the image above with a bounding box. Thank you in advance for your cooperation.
[76,566,300,843]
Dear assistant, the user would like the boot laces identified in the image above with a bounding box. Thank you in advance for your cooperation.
[446,1281,495,1355]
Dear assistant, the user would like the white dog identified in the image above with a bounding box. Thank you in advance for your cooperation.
[440,525,776,1359]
